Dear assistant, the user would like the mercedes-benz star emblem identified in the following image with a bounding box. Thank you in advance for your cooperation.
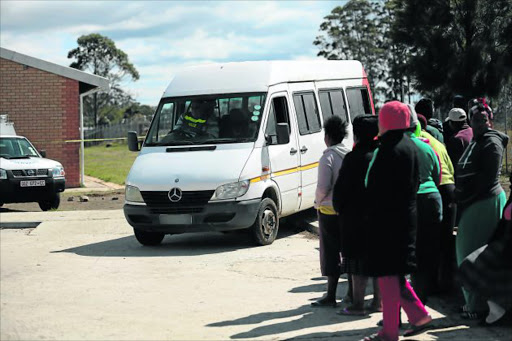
[168,187,183,203]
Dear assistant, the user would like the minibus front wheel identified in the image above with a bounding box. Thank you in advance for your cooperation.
[250,198,279,246]
[134,229,165,246]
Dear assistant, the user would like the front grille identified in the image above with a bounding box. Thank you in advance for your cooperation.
[141,190,214,214]
[11,169,49,178]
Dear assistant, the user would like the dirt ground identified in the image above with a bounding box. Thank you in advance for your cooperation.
[0,190,125,213]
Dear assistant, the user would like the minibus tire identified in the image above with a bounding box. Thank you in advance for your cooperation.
[134,229,165,246]
[250,198,279,246]
[38,193,60,211]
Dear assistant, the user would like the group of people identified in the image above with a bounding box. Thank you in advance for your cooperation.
[313,96,512,341]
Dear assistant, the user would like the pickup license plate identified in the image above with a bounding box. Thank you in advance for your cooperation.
[159,214,192,225]
[20,180,46,187]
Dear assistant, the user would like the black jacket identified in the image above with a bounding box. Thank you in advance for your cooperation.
[455,129,509,213]
[333,140,378,259]
[364,131,419,277]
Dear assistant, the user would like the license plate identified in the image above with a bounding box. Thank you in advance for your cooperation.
[20,180,46,187]
[159,214,192,225]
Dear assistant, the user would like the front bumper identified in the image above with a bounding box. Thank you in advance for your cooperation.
[123,198,261,233]
[0,177,65,204]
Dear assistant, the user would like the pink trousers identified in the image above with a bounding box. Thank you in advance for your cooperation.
[378,276,429,341]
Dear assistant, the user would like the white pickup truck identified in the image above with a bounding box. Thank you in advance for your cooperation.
[0,124,66,211]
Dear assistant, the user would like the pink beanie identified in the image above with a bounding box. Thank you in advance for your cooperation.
[379,101,410,131]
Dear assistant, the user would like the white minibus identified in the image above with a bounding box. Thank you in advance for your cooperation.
[124,60,375,246]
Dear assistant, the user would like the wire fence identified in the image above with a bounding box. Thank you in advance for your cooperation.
[84,118,150,147]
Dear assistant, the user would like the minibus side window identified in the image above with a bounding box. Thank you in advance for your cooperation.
[346,87,372,122]
[319,89,348,124]
[265,96,290,145]
[293,92,321,135]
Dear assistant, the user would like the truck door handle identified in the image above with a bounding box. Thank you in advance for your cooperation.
[290,148,298,155]
[300,146,308,154]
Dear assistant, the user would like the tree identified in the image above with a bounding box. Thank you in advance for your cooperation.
[391,0,512,109]
[123,102,155,121]
[379,0,415,102]
[68,33,140,127]
[314,0,385,98]
[314,0,415,105]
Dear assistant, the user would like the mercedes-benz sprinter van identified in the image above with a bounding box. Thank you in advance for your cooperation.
[124,60,375,246]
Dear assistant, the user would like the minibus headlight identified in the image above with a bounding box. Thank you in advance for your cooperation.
[0,169,7,180]
[213,180,250,200]
[125,185,144,203]
[52,166,65,178]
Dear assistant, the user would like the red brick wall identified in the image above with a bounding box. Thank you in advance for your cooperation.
[0,58,80,187]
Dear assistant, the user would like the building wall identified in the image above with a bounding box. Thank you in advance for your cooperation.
[0,58,80,187]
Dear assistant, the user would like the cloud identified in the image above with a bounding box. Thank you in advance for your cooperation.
[0,0,339,104]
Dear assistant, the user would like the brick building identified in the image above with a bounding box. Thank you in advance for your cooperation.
[0,47,108,187]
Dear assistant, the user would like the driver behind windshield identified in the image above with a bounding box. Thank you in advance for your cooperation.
[175,99,216,138]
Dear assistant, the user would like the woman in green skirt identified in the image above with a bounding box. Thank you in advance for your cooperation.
[455,98,508,319]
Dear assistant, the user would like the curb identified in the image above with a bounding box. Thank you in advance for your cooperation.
[0,222,41,229]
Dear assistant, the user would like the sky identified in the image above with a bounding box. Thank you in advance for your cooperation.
[0,0,342,106]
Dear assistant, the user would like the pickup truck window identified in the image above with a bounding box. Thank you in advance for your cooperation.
[0,137,39,159]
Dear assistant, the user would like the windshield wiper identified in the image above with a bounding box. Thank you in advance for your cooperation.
[197,138,237,144]
[197,138,254,144]
[8,155,33,159]
[153,141,196,146]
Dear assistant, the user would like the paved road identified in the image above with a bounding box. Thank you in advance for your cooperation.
[0,210,510,340]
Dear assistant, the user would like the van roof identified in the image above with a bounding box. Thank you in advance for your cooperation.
[163,60,365,98]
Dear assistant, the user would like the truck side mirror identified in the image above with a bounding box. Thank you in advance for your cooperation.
[39,150,46,158]
[276,123,290,145]
[127,131,140,152]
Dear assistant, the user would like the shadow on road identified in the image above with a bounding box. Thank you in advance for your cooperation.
[208,304,374,340]
[0,207,28,213]
[51,220,307,258]
[207,278,511,341]
[207,279,370,340]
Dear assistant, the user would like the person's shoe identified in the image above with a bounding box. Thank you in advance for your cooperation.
[403,315,433,337]
[479,309,511,326]
[311,297,337,308]
[376,319,403,328]
[336,307,367,316]
[460,311,486,320]
[366,302,383,312]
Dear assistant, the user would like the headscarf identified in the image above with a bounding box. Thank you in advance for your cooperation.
[468,98,494,121]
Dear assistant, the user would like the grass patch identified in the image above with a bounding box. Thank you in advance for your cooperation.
[84,142,138,185]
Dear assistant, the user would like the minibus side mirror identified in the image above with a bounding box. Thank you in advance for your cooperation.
[39,150,46,158]
[276,123,290,145]
[127,131,140,152]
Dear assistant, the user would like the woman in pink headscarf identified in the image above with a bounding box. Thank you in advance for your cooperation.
[361,101,432,341]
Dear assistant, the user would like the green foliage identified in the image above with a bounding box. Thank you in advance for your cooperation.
[98,105,125,125]
[314,0,384,95]
[391,0,512,107]
[68,33,140,127]
[123,102,156,121]
[314,0,414,104]
[84,142,138,185]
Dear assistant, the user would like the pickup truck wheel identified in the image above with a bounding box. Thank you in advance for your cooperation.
[38,193,60,211]
[134,229,165,246]
[250,198,279,246]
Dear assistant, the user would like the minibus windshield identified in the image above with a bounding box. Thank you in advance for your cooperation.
[145,93,266,146]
